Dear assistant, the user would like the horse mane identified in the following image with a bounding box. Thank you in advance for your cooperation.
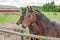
[34,10,57,35]
[35,10,52,25]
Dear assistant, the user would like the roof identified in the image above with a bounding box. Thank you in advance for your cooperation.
[0,5,19,9]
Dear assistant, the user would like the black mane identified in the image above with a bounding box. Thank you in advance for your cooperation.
[35,10,51,22]
[35,10,53,26]
[35,10,57,35]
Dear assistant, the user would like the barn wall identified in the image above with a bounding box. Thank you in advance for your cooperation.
[0,10,20,12]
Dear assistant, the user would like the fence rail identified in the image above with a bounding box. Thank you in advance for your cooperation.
[0,29,60,40]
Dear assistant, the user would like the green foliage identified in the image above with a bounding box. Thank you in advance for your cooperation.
[19,2,60,12]
[54,6,60,12]
[42,1,56,12]
[32,6,42,11]
[25,1,60,12]
[42,1,60,12]
[42,3,51,12]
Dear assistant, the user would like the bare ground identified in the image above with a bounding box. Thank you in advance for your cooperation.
[0,21,29,40]
[0,20,60,40]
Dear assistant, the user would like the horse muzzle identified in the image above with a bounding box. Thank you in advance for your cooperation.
[16,21,22,25]
[21,24,28,29]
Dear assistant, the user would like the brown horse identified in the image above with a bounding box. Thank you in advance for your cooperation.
[16,6,60,40]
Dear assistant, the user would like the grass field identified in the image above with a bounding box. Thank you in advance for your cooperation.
[0,12,20,23]
[42,12,60,20]
[0,12,60,23]
[0,15,19,23]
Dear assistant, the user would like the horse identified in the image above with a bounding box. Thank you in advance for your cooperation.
[16,6,60,40]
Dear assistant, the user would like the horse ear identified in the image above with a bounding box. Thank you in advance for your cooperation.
[27,6,29,11]
[29,6,33,11]
[21,8,24,12]
[29,6,32,10]
[24,8,27,11]
[27,6,33,11]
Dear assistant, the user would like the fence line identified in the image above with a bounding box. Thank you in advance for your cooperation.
[0,29,60,40]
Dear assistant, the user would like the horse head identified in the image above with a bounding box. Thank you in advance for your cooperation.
[16,6,38,27]
[16,8,26,25]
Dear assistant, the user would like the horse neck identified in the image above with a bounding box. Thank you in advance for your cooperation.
[36,12,56,35]
[28,22,45,35]
[36,11,53,27]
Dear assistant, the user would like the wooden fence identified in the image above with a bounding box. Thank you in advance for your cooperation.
[0,29,60,40]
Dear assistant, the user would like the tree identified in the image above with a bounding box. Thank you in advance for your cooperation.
[50,1,55,11]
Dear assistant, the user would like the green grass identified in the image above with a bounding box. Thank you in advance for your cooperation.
[0,15,19,23]
[42,12,60,20]
[0,12,20,23]
[0,12,60,23]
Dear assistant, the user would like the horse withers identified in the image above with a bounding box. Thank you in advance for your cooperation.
[16,6,60,40]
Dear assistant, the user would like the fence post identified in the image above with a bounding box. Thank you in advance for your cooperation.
[21,30,24,40]
[20,24,28,40]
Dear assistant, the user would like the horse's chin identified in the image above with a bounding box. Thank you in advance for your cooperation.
[16,22,20,25]
[21,24,29,28]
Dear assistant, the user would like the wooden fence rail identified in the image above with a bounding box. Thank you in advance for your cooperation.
[0,29,60,40]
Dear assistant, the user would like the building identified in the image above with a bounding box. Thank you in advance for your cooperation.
[0,5,20,12]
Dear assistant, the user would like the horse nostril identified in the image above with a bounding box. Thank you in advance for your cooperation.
[22,24,26,29]
[16,22,19,25]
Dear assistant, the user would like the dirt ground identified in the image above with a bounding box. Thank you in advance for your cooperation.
[0,20,60,40]
[0,21,29,40]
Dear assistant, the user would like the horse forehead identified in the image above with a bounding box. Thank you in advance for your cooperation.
[25,11,31,15]
[25,10,36,17]
[31,11,37,16]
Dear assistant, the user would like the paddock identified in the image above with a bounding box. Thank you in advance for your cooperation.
[0,28,60,40]
[0,21,60,40]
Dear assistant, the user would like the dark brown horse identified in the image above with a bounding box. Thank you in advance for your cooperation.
[16,6,60,40]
